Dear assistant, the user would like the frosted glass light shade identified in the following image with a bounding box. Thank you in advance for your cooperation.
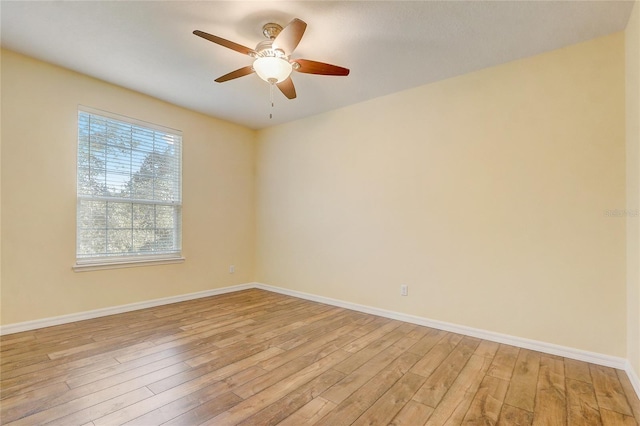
[253,57,293,83]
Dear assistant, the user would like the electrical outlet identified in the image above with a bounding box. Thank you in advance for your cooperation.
[400,285,408,296]
[229,265,235,274]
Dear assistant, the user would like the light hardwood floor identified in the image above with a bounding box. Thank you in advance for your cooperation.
[1,288,639,425]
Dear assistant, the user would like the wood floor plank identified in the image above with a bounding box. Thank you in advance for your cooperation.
[285,312,356,341]
[348,317,391,339]
[503,349,541,412]
[409,332,462,378]
[342,320,404,353]
[120,381,243,425]
[0,333,36,347]
[185,331,276,369]
[2,356,166,421]
[148,346,283,395]
[4,362,192,425]
[1,289,639,426]
[66,354,188,389]
[487,344,520,381]
[45,387,155,426]
[160,391,243,426]
[590,365,634,417]
[107,334,229,378]
[200,349,351,425]
[565,358,593,383]
[600,407,638,426]
[2,342,159,398]
[0,354,52,376]
[475,340,500,359]
[314,351,422,426]
[212,306,329,348]
[232,335,353,399]
[0,381,71,412]
[389,400,434,425]
[1,356,121,401]
[46,333,159,361]
[566,378,603,426]
[260,323,359,372]
[412,336,480,408]
[93,353,283,425]
[332,327,410,375]
[276,396,337,426]
[389,334,420,351]
[617,368,640,421]
[497,403,534,425]
[462,374,509,425]
[405,325,432,341]
[68,358,187,395]
[236,369,345,426]
[1,346,122,383]
[266,313,362,353]
[406,329,447,356]
[351,372,426,426]
[1,338,95,364]
[321,345,405,404]
[532,356,566,425]
[424,354,492,425]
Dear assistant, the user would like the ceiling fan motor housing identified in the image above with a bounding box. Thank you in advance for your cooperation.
[255,39,286,58]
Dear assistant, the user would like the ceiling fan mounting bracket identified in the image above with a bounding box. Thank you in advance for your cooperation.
[262,23,283,40]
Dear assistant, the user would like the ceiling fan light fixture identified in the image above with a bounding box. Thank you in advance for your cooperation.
[253,56,292,84]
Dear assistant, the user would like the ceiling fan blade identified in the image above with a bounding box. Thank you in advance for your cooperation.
[214,66,255,83]
[276,77,297,99]
[272,18,307,56]
[193,30,255,56]
[294,59,350,76]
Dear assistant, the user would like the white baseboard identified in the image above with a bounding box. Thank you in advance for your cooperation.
[1,281,637,400]
[0,283,254,336]
[254,283,629,371]
[626,360,640,399]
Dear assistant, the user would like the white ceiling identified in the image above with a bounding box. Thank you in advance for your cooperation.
[1,1,634,130]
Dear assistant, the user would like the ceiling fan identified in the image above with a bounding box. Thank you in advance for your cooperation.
[193,18,349,100]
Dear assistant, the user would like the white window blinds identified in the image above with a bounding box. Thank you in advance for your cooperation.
[76,108,182,264]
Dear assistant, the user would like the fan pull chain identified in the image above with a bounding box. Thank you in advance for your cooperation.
[269,83,274,119]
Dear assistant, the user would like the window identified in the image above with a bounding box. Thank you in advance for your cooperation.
[75,107,183,271]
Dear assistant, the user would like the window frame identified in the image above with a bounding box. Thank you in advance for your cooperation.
[73,106,184,272]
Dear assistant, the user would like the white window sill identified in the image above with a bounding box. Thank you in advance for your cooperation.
[73,256,185,272]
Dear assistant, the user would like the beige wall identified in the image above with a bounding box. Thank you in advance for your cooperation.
[256,33,627,356]
[0,48,3,324]
[0,29,632,362]
[627,1,640,376]
[0,50,256,325]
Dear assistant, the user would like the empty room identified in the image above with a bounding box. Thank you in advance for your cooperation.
[1,1,640,424]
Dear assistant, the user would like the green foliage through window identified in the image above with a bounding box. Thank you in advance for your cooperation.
[77,109,182,261]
